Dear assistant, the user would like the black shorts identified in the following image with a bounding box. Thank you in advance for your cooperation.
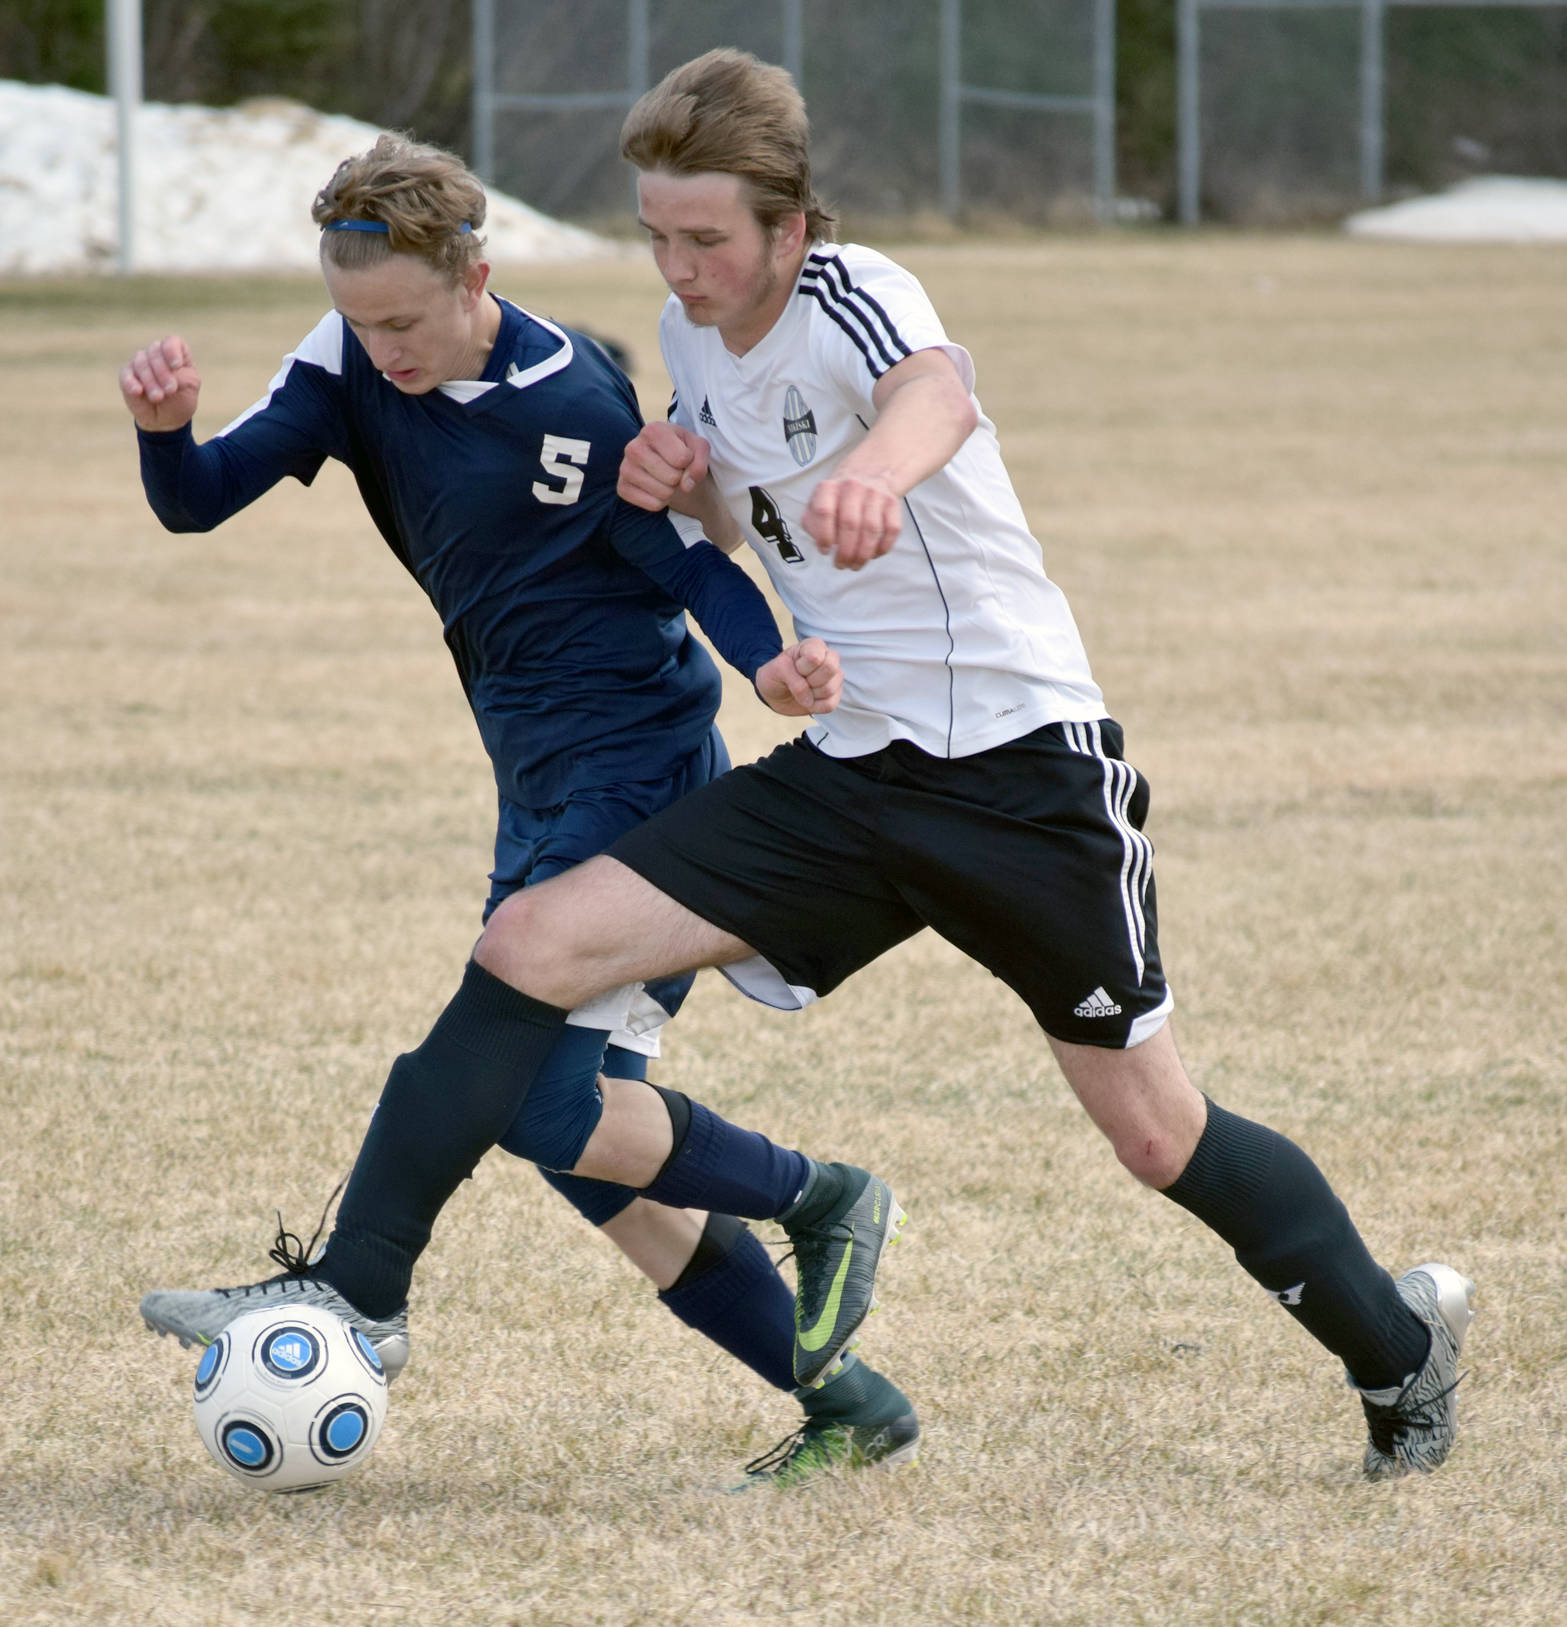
[607,718,1173,1049]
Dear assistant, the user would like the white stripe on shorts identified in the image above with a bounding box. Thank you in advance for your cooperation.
[1063,720,1154,983]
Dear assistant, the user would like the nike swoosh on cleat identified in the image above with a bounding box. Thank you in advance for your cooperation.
[796,1235,854,1353]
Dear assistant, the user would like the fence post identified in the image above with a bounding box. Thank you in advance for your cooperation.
[1176,0,1200,224]
[1093,0,1117,219]
[472,0,494,182]
[783,0,804,86]
[108,0,142,274]
[940,0,962,219]
[1360,0,1386,200]
[628,0,649,97]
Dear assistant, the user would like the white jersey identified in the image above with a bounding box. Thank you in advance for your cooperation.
[663,242,1104,760]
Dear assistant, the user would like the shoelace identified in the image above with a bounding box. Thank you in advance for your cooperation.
[744,1427,810,1477]
[743,1421,843,1479]
[1365,1373,1465,1453]
[265,1180,345,1276]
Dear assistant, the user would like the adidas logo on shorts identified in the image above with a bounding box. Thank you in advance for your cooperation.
[1073,986,1123,1019]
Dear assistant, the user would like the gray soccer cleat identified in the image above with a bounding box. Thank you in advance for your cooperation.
[1358,1262,1475,1481]
[141,1207,411,1382]
[782,1163,906,1388]
[142,1274,411,1382]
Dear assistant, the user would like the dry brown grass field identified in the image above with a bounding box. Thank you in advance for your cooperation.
[2,234,1564,1627]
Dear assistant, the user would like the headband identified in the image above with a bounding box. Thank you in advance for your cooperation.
[322,219,474,235]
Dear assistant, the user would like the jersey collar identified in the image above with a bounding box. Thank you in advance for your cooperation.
[436,298,575,404]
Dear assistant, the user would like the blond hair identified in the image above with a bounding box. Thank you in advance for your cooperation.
[312,133,487,282]
[620,49,836,242]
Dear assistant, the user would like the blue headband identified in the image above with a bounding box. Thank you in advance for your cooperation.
[323,219,473,234]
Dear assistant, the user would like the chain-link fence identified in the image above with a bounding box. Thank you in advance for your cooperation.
[1178,0,1567,223]
[471,0,1115,226]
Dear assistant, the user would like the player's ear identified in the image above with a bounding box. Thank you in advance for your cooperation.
[772,210,808,260]
[460,260,492,310]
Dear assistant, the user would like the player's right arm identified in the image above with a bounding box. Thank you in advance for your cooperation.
[619,421,742,552]
[616,457,843,715]
[120,334,202,432]
[120,326,341,533]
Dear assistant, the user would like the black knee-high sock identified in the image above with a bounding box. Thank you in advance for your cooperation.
[317,960,568,1318]
[1163,1099,1428,1390]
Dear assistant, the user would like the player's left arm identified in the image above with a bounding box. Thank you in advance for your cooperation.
[621,525,841,717]
[804,347,979,572]
[596,369,840,713]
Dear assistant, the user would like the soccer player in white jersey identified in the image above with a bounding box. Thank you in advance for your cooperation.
[126,132,921,1486]
[497,48,1472,1481]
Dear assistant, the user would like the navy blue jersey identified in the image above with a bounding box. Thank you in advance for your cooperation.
[137,297,783,806]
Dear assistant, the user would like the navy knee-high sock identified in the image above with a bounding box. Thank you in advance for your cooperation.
[638,1090,811,1220]
[318,960,568,1318]
[529,1044,799,1392]
[1163,1099,1429,1390]
[657,1213,797,1391]
[535,1168,797,1391]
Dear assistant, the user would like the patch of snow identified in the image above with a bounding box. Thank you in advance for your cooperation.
[0,80,618,274]
[1345,175,1567,243]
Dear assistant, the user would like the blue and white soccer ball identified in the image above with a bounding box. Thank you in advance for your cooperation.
[192,1302,388,1492]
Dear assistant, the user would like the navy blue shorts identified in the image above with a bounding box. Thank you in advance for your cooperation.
[484,724,730,913]
[608,719,1173,1049]
[483,725,730,1030]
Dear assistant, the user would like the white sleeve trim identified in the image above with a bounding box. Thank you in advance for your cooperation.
[218,311,342,437]
[668,511,709,550]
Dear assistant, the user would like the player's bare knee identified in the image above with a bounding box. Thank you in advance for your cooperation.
[474,890,590,1007]
[1112,1130,1193,1190]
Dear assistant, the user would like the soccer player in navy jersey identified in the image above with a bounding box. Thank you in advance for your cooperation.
[128,133,919,1485]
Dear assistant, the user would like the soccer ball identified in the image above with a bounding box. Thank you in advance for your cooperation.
[192,1302,388,1492]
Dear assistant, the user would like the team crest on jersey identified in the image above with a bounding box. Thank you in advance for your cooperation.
[782,386,818,467]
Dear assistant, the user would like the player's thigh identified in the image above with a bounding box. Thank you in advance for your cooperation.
[482,726,729,921]
[476,853,753,1003]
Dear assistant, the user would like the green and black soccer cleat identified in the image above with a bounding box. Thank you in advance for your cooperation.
[782,1163,906,1388]
[734,1408,922,1490]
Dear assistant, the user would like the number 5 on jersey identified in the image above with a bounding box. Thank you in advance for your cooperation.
[534,435,590,505]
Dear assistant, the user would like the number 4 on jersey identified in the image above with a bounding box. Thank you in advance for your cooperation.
[750,485,805,564]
